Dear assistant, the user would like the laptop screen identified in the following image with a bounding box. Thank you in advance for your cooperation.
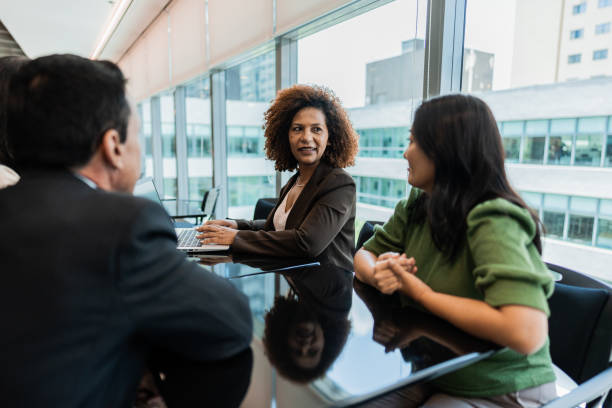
[133,177,163,205]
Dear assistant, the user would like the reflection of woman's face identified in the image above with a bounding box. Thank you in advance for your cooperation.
[288,321,325,369]
[288,107,329,169]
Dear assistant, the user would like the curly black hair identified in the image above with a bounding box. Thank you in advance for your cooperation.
[263,84,359,171]
[262,296,351,383]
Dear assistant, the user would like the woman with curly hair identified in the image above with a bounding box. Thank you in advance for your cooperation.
[197,84,359,271]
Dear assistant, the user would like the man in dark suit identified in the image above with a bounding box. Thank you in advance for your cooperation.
[0,54,253,407]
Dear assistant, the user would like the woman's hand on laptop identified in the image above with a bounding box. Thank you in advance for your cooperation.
[200,219,238,229]
[196,224,238,245]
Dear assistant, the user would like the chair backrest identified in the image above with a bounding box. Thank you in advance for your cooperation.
[356,220,384,251]
[546,262,612,385]
[201,186,221,217]
[253,197,277,220]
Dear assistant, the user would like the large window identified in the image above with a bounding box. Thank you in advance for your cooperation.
[225,52,276,218]
[160,91,177,198]
[185,76,213,201]
[463,0,612,279]
[297,0,426,221]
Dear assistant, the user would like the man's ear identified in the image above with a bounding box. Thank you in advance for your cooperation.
[100,129,124,170]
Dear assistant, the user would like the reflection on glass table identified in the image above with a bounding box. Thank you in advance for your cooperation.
[226,260,501,407]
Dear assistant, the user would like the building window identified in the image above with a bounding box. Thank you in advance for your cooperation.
[570,29,584,39]
[595,22,611,34]
[573,2,587,14]
[522,120,547,164]
[549,118,575,165]
[597,200,612,249]
[599,0,612,7]
[522,192,542,215]
[605,134,612,166]
[543,194,568,239]
[500,121,522,162]
[568,196,597,244]
[357,127,409,158]
[355,176,406,208]
[593,49,609,60]
[575,117,605,166]
[568,54,582,64]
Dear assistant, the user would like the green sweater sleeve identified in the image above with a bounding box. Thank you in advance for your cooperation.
[467,199,554,315]
[362,188,421,256]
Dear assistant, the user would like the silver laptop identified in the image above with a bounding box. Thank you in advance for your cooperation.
[133,177,230,253]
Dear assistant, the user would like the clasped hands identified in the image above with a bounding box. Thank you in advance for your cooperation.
[195,219,238,245]
[372,252,432,303]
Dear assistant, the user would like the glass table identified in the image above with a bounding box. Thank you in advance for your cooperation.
[199,257,502,407]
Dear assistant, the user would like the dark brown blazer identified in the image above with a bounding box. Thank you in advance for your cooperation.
[233,161,356,271]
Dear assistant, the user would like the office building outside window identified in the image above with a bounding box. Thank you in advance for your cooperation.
[463,0,612,281]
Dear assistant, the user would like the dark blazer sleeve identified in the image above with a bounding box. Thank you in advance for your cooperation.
[116,201,252,361]
[231,171,355,258]
[235,219,267,231]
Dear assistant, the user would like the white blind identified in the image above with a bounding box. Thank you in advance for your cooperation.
[208,0,273,67]
[168,0,208,86]
[144,13,171,95]
[276,0,352,35]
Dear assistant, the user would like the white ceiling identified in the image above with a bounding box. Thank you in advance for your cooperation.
[1,0,168,61]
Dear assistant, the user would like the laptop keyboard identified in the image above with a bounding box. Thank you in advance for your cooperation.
[177,229,201,248]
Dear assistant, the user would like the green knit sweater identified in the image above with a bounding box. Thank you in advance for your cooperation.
[363,188,556,397]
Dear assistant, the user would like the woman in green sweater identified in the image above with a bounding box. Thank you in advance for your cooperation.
[354,94,557,406]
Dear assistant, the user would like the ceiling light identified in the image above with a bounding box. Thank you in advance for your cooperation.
[90,0,133,60]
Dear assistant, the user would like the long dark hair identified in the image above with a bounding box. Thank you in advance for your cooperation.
[410,94,542,259]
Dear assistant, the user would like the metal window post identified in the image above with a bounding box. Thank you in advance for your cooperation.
[174,86,189,200]
[150,95,164,197]
[274,37,298,196]
[423,0,467,99]
[210,70,228,219]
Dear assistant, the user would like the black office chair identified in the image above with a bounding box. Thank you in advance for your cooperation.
[545,263,612,408]
[355,220,384,252]
[253,197,277,220]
